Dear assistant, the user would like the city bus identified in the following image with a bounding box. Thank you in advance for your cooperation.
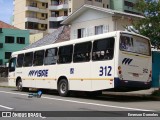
[8,31,152,97]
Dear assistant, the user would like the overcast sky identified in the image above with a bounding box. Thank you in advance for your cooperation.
[0,0,13,24]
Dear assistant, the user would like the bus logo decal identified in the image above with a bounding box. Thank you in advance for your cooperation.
[70,68,74,74]
[28,70,48,77]
[122,58,133,65]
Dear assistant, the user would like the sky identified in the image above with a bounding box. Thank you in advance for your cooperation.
[0,0,13,24]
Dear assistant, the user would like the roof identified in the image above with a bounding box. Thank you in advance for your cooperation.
[0,21,18,29]
[62,4,145,24]
[24,26,70,50]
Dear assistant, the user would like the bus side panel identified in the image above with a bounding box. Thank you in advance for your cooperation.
[91,60,114,91]
[17,67,36,88]
[34,65,57,89]
[56,63,92,91]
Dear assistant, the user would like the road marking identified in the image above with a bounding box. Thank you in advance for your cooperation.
[0,105,14,110]
[0,90,154,111]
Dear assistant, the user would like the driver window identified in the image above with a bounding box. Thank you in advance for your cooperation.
[9,58,16,72]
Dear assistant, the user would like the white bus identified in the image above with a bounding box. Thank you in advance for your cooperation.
[8,31,152,97]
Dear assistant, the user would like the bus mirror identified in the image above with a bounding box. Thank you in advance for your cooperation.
[6,63,9,67]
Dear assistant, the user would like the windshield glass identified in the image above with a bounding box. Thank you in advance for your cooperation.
[120,34,151,56]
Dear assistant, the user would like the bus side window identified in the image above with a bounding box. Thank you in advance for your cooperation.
[44,48,57,65]
[23,52,33,67]
[73,42,92,63]
[92,37,114,61]
[33,50,44,66]
[58,45,73,64]
[17,54,24,67]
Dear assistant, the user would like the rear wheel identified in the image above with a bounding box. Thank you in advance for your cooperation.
[58,79,70,97]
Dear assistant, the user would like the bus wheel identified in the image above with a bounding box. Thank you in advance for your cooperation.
[16,79,23,92]
[58,79,70,97]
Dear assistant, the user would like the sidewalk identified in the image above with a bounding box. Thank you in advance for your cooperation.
[0,77,8,87]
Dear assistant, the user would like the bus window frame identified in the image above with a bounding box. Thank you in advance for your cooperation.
[9,57,16,72]
[120,33,151,56]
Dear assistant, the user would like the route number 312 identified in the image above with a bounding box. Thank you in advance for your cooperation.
[99,66,112,76]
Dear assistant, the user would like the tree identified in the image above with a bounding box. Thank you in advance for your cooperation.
[133,0,160,48]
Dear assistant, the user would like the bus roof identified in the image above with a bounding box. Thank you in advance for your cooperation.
[12,31,150,56]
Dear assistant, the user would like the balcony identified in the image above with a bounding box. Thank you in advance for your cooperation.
[25,6,47,13]
[49,16,67,21]
[0,43,3,48]
[27,29,46,34]
[35,0,48,2]
[25,17,47,24]
[48,4,68,10]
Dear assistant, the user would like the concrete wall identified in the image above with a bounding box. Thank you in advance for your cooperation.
[29,32,44,44]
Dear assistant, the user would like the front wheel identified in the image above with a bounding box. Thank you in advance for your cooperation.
[16,80,23,92]
[58,79,70,97]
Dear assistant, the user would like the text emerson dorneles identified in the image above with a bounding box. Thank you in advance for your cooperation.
[128,112,158,117]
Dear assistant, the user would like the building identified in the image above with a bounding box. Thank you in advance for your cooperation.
[68,0,110,15]
[13,0,68,34]
[110,0,140,15]
[13,0,48,34]
[62,5,144,40]
[13,0,140,35]
[0,21,29,66]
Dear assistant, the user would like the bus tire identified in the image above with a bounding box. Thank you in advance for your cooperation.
[16,79,24,92]
[58,79,70,97]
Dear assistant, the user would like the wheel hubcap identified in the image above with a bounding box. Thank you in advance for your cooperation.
[60,83,66,94]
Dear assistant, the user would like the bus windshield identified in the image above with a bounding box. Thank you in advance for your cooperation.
[120,34,151,56]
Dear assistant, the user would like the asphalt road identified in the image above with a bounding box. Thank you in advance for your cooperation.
[0,87,159,120]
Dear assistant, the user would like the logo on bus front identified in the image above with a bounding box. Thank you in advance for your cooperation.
[28,70,48,77]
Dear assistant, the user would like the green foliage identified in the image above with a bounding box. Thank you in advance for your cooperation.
[133,0,160,48]
[152,90,160,96]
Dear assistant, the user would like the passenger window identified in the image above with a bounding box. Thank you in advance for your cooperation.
[23,52,33,67]
[44,48,57,65]
[33,50,44,66]
[17,54,24,67]
[58,45,73,64]
[73,42,92,62]
[92,37,114,61]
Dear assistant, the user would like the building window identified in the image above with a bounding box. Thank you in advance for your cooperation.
[73,42,92,63]
[30,1,37,7]
[42,3,45,6]
[5,36,14,43]
[49,21,62,29]
[5,52,12,59]
[17,37,25,44]
[44,48,57,65]
[64,11,68,16]
[51,0,59,5]
[17,54,24,67]
[95,25,103,35]
[124,1,134,7]
[77,28,85,38]
[107,4,109,8]
[23,52,33,67]
[69,8,71,13]
[95,0,102,2]
[25,22,38,30]
[58,45,73,64]
[33,50,44,66]
[51,11,59,17]
[92,38,115,61]
[41,13,45,17]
